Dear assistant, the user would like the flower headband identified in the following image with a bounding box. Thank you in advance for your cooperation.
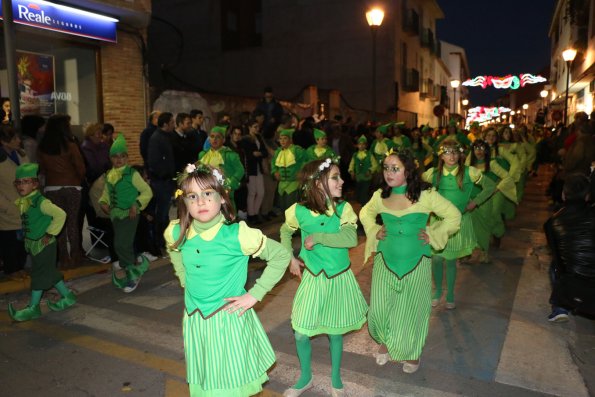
[309,157,340,180]
[437,143,464,156]
[174,163,230,198]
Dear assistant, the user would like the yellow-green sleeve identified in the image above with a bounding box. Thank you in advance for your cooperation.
[280,204,299,254]
[98,182,110,206]
[359,189,383,264]
[501,147,522,182]
[468,166,496,206]
[370,155,379,173]
[131,171,153,210]
[164,220,185,288]
[424,189,461,250]
[40,199,66,236]
[247,237,291,301]
[490,160,518,203]
[422,167,435,184]
[310,202,358,248]
[348,156,355,174]
[422,142,434,167]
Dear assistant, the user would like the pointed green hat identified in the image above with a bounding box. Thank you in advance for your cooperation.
[448,118,457,127]
[377,123,392,135]
[211,125,228,136]
[394,121,405,129]
[421,125,432,133]
[279,128,295,138]
[109,133,128,156]
[313,128,326,140]
[357,135,368,144]
[15,163,39,179]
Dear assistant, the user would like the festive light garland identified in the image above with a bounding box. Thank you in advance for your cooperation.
[462,74,547,89]
[466,106,512,124]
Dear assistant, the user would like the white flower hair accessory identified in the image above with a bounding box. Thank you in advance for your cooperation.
[176,162,231,190]
[185,163,196,173]
[212,168,225,185]
[305,156,341,185]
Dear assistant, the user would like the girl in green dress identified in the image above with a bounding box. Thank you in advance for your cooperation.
[422,140,496,309]
[281,158,367,397]
[164,163,291,397]
[360,149,460,373]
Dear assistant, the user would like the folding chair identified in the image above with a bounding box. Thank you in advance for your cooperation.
[85,226,111,263]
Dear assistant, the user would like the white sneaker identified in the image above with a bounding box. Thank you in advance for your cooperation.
[141,252,158,262]
[237,210,248,220]
[375,352,389,366]
[112,261,121,271]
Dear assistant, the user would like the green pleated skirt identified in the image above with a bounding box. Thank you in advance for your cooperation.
[432,212,477,260]
[368,255,431,361]
[471,197,497,252]
[291,267,368,337]
[495,190,517,221]
[183,307,275,397]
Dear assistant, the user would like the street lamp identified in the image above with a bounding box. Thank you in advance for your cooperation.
[366,8,384,122]
[562,48,577,125]
[462,99,469,121]
[450,79,460,115]
[522,103,529,123]
[540,89,548,108]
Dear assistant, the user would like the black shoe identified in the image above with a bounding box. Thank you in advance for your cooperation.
[260,214,271,221]
[247,215,262,225]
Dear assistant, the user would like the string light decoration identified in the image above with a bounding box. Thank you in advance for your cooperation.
[466,106,512,124]
[462,74,547,89]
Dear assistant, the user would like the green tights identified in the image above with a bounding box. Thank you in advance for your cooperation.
[432,256,457,303]
[293,332,344,389]
[29,281,71,307]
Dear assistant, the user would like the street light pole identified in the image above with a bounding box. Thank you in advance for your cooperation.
[562,48,577,125]
[366,8,384,122]
[450,79,460,116]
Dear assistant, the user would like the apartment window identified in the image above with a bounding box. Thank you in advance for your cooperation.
[221,0,262,51]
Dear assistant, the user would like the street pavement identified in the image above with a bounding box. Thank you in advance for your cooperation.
[0,165,593,397]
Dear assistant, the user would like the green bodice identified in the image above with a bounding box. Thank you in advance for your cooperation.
[352,151,373,181]
[433,167,473,213]
[22,192,51,241]
[377,212,431,278]
[107,166,138,210]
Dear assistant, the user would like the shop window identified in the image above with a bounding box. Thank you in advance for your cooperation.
[0,33,98,127]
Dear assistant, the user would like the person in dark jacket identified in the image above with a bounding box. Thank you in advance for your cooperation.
[139,111,160,165]
[241,119,269,224]
[147,112,175,251]
[254,87,284,137]
[544,173,595,321]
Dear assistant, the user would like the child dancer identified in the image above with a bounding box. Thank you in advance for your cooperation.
[281,158,367,397]
[99,134,153,292]
[8,163,76,321]
[360,149,460,373]
[165,163,291,397]
[305,128,337,162]
[391,122,411,150]
[271,128,306,211]
[422,140,496,309]
[349,135,378,206]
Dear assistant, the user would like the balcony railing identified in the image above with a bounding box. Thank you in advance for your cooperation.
[402,9,420,36]
[420,28,434,50]
[402,68,420,92]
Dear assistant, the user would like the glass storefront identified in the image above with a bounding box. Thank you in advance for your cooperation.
[0,31,99,127]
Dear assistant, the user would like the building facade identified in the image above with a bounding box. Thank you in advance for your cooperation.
[0,0,151,163]
[148,0,463,128]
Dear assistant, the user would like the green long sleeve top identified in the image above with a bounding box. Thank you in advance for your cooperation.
[305,145,337,162]
[465,157,518,204]
[99,166,153,220]
[198,146,245,191]
[271,144,306,194]
[164,213,291,318]
[16,190,66,255]
[280,201,358,277]
[360,189,461,276]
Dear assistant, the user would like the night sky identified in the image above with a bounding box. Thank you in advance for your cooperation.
[436,0,557,106]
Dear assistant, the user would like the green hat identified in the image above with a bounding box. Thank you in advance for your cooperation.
[109,133,128,156]
[313,129,326,140]
[357,135,368,144]
[394,121,405,129]
[377,123,391,134]
[211,125,228,136]
[15,163,39,179]
[279,128,295,138]
[421,125,432,133]
[471,121,480,129]
[448,119,457,127]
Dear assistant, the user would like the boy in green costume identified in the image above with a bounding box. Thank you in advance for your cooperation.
[271,128,306,211]
[197,125,245,204]
[8,163,76,322]
[99,134,153,292]
[349,135,378,205]
[305,128,336,162]
[392,122,411,150]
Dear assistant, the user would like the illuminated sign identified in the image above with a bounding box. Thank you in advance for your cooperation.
[462,74,547,90]
[0,0,118,43]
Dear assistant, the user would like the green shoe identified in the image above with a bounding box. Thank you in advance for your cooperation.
[47,291,77,312]
[112,270,128,289]
[8,304,41,322]
[128,256,150,280]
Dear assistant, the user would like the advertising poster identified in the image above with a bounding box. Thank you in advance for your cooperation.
[16,50,55,117]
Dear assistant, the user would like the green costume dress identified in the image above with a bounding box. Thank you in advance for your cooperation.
[271,144,306,210]
[198,146,245,191]
[466,160,517,253]
[348,150,379,205]
[18,190,66,290]
[280,201,367,337]
[422,166,496,259]
[305,145,336,162]
[392,134,411,150]
[99,165,153,283]
[165,214,290,397]
[360,188,460,361]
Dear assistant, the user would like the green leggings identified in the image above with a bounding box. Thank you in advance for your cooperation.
[293,332,344,389]
[432,255,457,303]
